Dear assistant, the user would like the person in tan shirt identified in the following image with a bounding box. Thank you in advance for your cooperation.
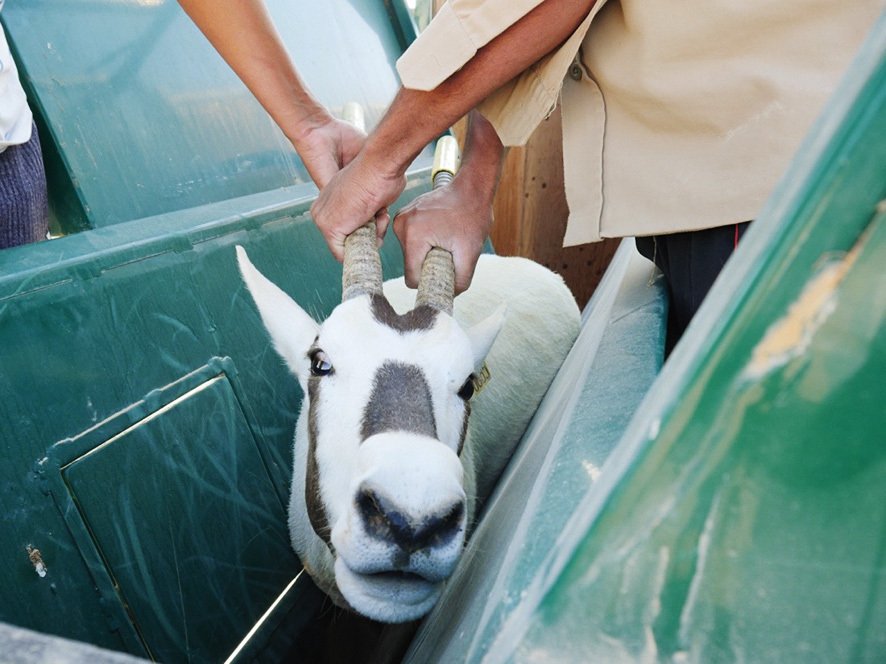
[310,0,881,345]
[182,0,597,281]
[183,0,881,345]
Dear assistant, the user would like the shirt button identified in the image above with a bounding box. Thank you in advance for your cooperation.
[569,63,583,81]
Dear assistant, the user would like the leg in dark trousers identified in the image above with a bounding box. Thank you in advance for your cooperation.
[636,222,750,354]
[0,121,49,250]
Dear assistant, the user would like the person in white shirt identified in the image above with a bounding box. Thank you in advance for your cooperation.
[0,5,47,249]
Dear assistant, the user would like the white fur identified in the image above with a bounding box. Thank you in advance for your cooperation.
[238,249,580,622]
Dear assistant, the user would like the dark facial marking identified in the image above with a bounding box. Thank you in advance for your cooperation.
[361,361,437,441]
[306,377,333,549]
[457,402,470,456]
[370,294,439,333]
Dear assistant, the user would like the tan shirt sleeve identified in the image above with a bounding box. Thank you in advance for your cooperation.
[396,0,602,146]
[478,7,599,146]
[396,0,544,91]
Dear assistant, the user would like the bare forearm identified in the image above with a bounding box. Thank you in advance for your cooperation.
[178,0,327,145]
[365,0,595,177]
[309,0,594,262]
[391,112,503,292]
[457,111,505,202]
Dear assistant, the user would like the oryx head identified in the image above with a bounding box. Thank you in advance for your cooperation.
[236,228,504,622]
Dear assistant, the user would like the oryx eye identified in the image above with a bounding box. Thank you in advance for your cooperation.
[309,349,333,377]
[457,375,475,401]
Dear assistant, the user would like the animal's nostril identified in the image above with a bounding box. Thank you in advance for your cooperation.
[357,487,409,542]
[356,487,464,552]
[413,501,464,550]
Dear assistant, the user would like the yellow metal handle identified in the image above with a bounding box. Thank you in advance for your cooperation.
[416,135,463,311]
[431,135,460,188]
[341,101,366,133]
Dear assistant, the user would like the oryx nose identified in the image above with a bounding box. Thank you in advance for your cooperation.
[357,485,464,553]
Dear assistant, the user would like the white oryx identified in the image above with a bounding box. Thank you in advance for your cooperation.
[236,226,579,623]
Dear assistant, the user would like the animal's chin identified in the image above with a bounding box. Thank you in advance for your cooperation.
[334,558,443,623]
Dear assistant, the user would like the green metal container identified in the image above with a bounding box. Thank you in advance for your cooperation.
[0,1,429,661]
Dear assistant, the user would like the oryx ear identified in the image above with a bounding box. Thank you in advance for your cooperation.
[465,304,506,371]
[236,246,319,381]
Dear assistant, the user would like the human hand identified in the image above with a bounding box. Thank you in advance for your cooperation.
[393,175,493,294]
[310,150,407,262]
[292,114,367,189]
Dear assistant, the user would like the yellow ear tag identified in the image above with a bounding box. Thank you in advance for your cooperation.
[472,363,491,396]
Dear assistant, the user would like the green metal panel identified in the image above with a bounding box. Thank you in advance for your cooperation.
[407,16,885,663]
[405,241,668,660]
[1,0,417,231]
[57,363,296,662]
[1,0,429,657]
[0,4,431,657]
[0,179,430,660]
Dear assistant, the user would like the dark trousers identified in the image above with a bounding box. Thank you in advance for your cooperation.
[0,121,49,250]
[636,222,750,353]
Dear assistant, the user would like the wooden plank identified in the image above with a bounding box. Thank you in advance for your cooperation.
[490,107,618,307]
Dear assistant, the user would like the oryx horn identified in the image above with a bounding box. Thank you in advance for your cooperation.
[416,247,455,315]
[342,222,383,301]
[339,102,382,302]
